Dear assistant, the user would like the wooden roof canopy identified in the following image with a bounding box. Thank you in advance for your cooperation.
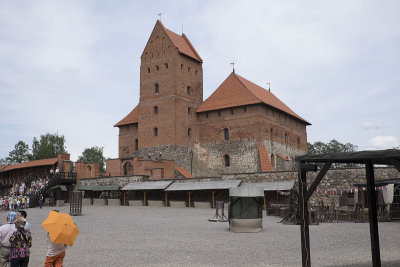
[294,149,400,267]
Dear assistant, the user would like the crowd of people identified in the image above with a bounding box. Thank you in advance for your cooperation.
[0,176,50,211]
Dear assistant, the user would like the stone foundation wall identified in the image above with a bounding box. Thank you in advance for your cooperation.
[76,175,147,188]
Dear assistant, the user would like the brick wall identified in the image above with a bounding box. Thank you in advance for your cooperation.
[75,162,100,179]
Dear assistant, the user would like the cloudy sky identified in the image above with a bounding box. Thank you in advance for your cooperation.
[1,0,399,161]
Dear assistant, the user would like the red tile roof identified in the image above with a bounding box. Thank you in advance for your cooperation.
[277,154,290,161]
[197,73,310,125]
[0,158,58,173]
[175,166,193,178]
[114,105,139,127]
[159,21,202,62]
[258,145,274,172]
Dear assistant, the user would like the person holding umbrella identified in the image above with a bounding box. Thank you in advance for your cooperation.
[42,210,79,267]
[9,218,32,267]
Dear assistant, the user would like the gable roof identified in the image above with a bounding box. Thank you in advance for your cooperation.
[197,73,310,125]
[142,20,202,62]
[114,105,139,127]
[0,158,58,173]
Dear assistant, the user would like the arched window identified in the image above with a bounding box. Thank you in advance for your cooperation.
[188,107,191,115]
[271,154,275,169]
[147,68,150,73]
[195,70,198,75]
[154,127,158,136]
[164,63,168,69]
[285,133,288,146]
[156,65,159,71]
[181,64,183,70]
[188,67,191,73]
[188,128,192,137]
[87,165,91,172]
[224,154,230,167]
[154,106,158,114]
[187,86,191,95]
[224,128,229,141]
[135,139,138,150]
[123,162,133,176]
[154,83,159,93]
[230,109,234,115]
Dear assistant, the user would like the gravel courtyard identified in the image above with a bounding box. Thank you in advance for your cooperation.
[1,205,400,266]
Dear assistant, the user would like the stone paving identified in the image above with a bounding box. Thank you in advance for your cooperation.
[1,206,400,266]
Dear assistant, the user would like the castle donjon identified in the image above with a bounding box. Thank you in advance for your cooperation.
[106,20,310,179]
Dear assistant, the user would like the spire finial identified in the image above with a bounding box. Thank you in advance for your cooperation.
[230,62,235,73]
[158,13,162,21]
[267,83,271,92]
[182,24,184,35]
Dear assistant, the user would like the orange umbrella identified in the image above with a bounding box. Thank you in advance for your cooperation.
[42,211,79,246]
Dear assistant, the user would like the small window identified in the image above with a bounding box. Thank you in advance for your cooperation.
[188,128,192,137]
[164,63,168,69]
[187,86,191,95]
[154,106,158,114]
[218,111,221,116]
[181,64,183,70]
[206,113,208,118]
[147,68,150,73]
[224,128,229,141]
[156,65,159,71]
[135,139,138,150]
[195,70,198,75]
[230,109,234,115]
[155,83,159,93]
[224,154,230,167]
[154,127,158,136]
[188,107,191,115]
[244,106,247,112]
[188,67,191,73]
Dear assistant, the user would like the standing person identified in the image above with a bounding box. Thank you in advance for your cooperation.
[9,218,32,267]
[17,211,30,231]
[0,212,17,267]
[44,211,66,267]
[39,194,44,209]
[26,197,30,209]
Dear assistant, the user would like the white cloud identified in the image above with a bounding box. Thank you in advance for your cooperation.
[362,122,378,130]
[369,136,399,149]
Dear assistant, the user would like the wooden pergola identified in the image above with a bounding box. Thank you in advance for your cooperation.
[295,149,400,267]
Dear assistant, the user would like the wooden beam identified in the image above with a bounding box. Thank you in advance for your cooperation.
[305,162,332,202]
[143,191,147,206]
[365,160,381,267]
[299,170,311,267]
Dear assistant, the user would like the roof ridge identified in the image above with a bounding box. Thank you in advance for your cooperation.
[232,73,263,103]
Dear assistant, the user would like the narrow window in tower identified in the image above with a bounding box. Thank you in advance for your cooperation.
[195,70,198,75]
[224,128,229,141]
[164,63,168,69]
[244,106,247,113]
[206,113,208,118]
[181,64,183,70]
[155,83,159,94]
[188,107,191,115]
[188,67,191,73]
[224,154,230,167]
[187,86,191,95]
[230,108,234,115]
[147,68,150,73]
[218,111,221,116]
[156,65,159,72]
[154,106,158,114]
[135,139,138,150]
[154,127,158,136]
[188,128,191,137]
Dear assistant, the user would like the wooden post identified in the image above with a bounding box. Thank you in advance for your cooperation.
[123,191,126,206]
[211,191,215,209]
[299,169,311,267]
[264,191,267,211]
[143,191,147,206]
[366,160,381,267]
[188,191,192,208]
[165,192,168,207]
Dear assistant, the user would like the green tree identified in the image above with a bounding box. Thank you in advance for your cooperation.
[77,146,106,172]
[30,132,67,160]
[7,141,30,164]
